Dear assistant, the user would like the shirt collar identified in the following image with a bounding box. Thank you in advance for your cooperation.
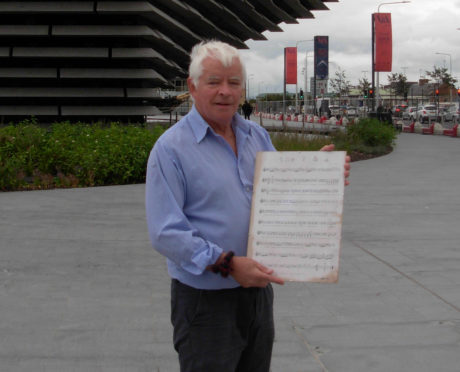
[187,105,252,143]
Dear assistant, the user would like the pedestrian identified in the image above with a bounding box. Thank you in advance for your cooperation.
[377,103,384,121]
[242,99,253,119]
[145,40,350,372]
[386,105,393,125]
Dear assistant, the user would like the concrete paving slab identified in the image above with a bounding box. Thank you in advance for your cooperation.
[1,133,460,371]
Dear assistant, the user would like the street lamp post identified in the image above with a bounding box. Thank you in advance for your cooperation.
[295,39,313,113]
[372,1,410,110]
[305,51,314,111]
[435,52,453,103]
[258,81,265,111]
[247,74,254,100]
[258,81,265,96]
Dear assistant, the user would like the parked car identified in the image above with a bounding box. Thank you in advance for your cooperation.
[358,105,369,114]
[416,105,438,123]
[392,104,408,117]
[440,104,459,122]
[346,106,358,117]
[402,106,418,121]
[328,105,341,118]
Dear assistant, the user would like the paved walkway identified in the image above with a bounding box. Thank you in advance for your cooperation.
[1,133,459,371]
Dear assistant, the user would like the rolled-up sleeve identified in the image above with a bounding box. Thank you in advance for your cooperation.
[145,141,223,275]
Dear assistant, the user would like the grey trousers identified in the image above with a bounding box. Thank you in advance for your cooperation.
[171,279,275,372]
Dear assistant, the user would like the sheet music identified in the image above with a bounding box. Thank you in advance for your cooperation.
[247,151,346,283]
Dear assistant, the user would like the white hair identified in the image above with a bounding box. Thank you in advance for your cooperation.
[188,40,246,87]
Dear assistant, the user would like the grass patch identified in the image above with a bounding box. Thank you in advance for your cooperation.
[270,133,332,151]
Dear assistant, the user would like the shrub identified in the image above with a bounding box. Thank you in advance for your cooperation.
[344,118,397,148]
[271,118,397,156]
[0,120,165,191]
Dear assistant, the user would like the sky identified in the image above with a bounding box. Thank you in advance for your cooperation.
[239,0,460,97]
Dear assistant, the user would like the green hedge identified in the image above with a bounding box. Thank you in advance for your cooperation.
[1,117,397,191]
[0,120,165,191]
[345,117,397,147]
[271,118,397,154]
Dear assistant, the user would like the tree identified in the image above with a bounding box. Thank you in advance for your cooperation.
[358,77,371,93]
[265,93,284,101]
[426,66,457,87]
[387,72,410,99]
[329,67,351,98]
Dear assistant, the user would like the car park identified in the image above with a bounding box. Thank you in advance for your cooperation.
[416,105,438,123]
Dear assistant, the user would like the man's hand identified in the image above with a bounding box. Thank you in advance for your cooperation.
[319,144,335,152]
[230,256,284,288]
[320,144,351,186]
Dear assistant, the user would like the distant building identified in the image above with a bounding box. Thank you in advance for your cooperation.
[309,78,329,95]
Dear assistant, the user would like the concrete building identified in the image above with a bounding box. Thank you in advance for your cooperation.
[0,0,338,122]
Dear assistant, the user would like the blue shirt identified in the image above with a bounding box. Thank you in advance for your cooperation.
[145,105,275,289]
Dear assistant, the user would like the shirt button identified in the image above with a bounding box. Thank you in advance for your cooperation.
[246,186,252,192]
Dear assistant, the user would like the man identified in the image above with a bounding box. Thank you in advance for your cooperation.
[377,103,384,121]
[242,100,253,119]
[146,40,350,372]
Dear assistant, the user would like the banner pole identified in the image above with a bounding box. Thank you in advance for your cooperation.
[313,42,317,116]
[283,48,286,130]
[371,13,375,111]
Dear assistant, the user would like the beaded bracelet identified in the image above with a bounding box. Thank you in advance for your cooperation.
[210,251,235,278]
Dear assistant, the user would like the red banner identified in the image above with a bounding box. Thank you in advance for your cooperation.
[284,47,297,84]
[374,13,392,72]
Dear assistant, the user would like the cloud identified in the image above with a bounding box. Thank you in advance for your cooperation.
[239,0,460,94]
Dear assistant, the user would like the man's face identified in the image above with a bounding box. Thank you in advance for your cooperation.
[188,56,244,129]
